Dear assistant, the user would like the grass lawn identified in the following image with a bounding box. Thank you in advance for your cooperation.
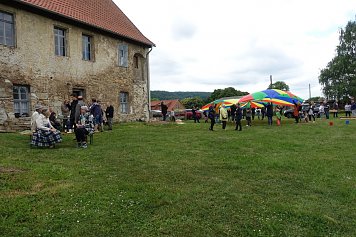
[0,118,355,236]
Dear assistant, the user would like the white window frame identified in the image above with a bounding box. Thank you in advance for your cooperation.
[82,34,92,61]
[0,10,15,47]
[13,85,30,116]
[120,92,129,114]
[118,44,128,67]
[54,27,67,56]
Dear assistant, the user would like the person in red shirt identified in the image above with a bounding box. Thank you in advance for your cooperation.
[293,102,301,123]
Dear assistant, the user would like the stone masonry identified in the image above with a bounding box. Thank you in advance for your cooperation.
[0,3,152,132]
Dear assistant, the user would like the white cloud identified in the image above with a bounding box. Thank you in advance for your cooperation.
[114,0,356,99]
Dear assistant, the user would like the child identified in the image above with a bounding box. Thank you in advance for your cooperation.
[275,107,282,126]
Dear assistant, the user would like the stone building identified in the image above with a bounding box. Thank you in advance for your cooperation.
[0,0,155,131]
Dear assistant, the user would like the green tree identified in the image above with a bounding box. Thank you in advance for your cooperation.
[181,97,205,109]
[307,96,323,103]
[268,81,290,91]
[319,19,356,99]
[209,87,249,101]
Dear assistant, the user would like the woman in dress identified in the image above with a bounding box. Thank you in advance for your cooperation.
[31,108,62,148]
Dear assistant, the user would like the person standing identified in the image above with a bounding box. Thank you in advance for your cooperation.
[234,103,242,131]
[319,102,325,119]
[61,100,70,132]
[293,102,301,123]
[266,103,274,126]
[208,106,216,131]
[256,108,261,120]
[324,102,330,119]
[308,105,315,122]
[261,107,266,120]
[345,102,351,117]
[75,96,86,124]
[230,104,236,122]
[220,104,228,130]
[192,106,200,123]
[203,111,208,123]
[245,107,252,126]
[90,99,102,132]
[171,110,176,122]
[332,101,339,118]
[161,102,168,121]
[105,103,114,130]
[275,106,282,126]
[68,93,78,133]
[251,107,256,120]
[351,100,356,117]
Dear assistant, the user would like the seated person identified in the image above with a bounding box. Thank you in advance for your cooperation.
[75,106,94,148]
[31,104,43,132]
[31,108,62,148]
[49,108,62,131]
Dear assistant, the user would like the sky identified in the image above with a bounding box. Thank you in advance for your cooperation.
[114,0,356,99]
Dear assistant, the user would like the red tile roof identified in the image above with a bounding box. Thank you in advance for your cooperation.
[18,0,154,46]
[151,100,186,112]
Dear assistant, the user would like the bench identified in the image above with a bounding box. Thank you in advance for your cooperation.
[339,116,356,120]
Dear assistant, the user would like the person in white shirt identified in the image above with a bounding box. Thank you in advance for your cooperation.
[31,108,62,148]
[319,103,325,119]
[31,104,43,132]
[345,102,351,117]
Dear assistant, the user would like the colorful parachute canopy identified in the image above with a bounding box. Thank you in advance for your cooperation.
[239,89,303,106]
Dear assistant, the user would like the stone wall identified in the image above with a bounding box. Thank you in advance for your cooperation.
[0,3,151,131]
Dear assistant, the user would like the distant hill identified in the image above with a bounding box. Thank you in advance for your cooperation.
[151,91,211,100]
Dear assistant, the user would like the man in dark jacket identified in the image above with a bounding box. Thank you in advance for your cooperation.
[234,103,243,131]
[161,102,168,121]
[266,102,274,126]
[105,103,114,130]
[90,98,102,132]
[68,93,78,133]
[208,106,216,131]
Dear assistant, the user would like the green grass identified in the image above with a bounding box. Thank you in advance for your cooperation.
[0,118,355,236]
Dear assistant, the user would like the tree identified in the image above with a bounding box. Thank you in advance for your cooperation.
[208,87,249,101]
[268,81,290,91]
[307,96,323,103]
[181,97,205,109]
[319,19,356,99]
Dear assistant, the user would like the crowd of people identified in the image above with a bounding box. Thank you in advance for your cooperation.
[202,99,356,131]
[30,93,115,149]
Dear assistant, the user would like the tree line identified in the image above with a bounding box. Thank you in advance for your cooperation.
[319,19,356,101]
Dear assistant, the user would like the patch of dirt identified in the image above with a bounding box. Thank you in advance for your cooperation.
[0,167,26,174]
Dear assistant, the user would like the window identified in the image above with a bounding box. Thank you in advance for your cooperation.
[54,27,67,56]
[82,34,92,61]
[0,11,15,46]
[72,88,85,98]
[13,86,30,116]
[134,55,139,68]
[120,92,129,114]
[118,44,128,67]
